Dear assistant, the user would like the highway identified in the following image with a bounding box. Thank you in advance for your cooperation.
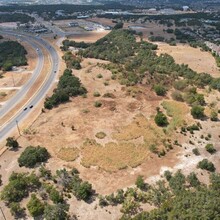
[0,30,60,140]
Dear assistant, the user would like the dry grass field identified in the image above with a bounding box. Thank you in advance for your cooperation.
[157,43,220,77]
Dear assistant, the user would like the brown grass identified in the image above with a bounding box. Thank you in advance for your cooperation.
[157,43,220,78]
[113,114,165,146]
[81,139,149,172]
[162,100,189,134]
[57,147,79,162]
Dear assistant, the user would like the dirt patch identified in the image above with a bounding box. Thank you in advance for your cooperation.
[157,42,220,77]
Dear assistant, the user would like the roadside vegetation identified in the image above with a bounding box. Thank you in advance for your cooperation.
[0,41,27,71]
[44,69,87,109]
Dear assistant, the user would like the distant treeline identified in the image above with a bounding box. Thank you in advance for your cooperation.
[0,3,135,20]
[0,13,35,23]
[0,41,27,71]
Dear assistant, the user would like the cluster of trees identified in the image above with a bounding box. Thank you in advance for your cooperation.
[0,13,34,23]
[0,41,27,71]
[44,69,87,109]
[62,51,82,70]
[1,142,94,218]
[61,39,91,51]
[79,29,137,63]
[129,171,220,219]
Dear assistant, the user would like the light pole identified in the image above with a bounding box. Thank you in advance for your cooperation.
[16,120,21,136]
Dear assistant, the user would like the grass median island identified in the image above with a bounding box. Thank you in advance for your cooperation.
[0,41,27,71]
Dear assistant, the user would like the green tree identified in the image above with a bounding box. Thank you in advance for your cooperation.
[191,105,205,119]
[27,194,45,217]
[154,84,166,96]
[49,188,63,204]
[9,202,25,217]
[44,204,69,220]
[6,137,19,149]
[135,176,146,190]
[155,111,168,127]
[197,159,216,172]
[75,181,93,201]
[18,146,50,168]
[205,144,216,154]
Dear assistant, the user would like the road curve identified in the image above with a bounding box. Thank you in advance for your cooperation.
[0,30,60,140]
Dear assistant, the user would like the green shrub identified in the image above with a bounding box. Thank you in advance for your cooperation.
[192,148,200,156]
[6,137,19,149]
[205,144,216,154]
[155,111,168,127]
[97,74,103,78]
[93,91,101,97]
[135,176,146,190]
[210,110,218,121]
[197,159,215,172]
[191,105,205,119]
[171,91,184,102]
[94,101,102,108]
[18,146,50,168]
[27,194,44,217]
[154,84,166,96]
[9,202,25,217]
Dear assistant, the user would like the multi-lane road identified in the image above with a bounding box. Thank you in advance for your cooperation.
[0,30,60,140]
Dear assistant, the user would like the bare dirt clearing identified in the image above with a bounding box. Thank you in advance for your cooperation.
[157,42,220,77]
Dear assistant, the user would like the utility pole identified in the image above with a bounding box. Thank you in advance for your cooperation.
[0,207,7,220]
[16,120,21,136]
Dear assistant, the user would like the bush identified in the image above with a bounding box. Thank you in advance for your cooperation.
[192,148,200,156]
[75,181,93,201]
[9,202,25,217]
[164,170,172,181]
[44,69,87,109]
[197,159,216,172]
[95,132,106,139]
[205,144,216,154]
[93,91,101,97]
[0,172,40,203]
[154,84,166,96]
[191,105,205,119]
[171,91,184,102]
[94,101,102,108]
[27,194,45,217]
[135,176,145,190]
[97,74,103,78]
[173,80,188,91]
[49,188,63,204]
[18,146,50,168]
[6,137,19,149]
[210,110,218,121]
[155,111,168,127]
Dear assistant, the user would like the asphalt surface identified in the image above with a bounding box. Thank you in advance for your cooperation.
[0,30,59,140]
